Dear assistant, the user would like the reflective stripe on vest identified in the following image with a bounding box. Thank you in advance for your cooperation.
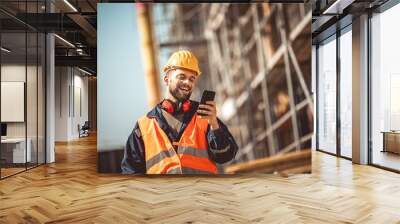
[138,114,218,174]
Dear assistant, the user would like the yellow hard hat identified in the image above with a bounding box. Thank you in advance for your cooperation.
[163,50,201,76]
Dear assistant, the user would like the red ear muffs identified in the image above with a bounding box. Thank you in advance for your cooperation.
[162,99,175,114]
[182,100,191,113]
[161,99,191,114]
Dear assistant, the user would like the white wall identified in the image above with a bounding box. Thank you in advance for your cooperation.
[55,67,68,141]
[72,73,89,138]
[1,65,41,138]
[55,67,89,141]
[1,65,26,134]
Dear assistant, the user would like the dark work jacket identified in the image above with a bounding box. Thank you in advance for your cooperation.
[121,100,238,174]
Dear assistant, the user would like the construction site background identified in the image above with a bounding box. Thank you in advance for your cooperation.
[137,3,313,173]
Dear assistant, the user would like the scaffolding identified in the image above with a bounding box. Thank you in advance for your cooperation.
[153,3,313,171]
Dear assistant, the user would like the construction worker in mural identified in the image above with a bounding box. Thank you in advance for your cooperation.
[121,50,238,174]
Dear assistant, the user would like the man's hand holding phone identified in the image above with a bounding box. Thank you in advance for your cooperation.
[198,101,219,130]
[197,90,219,130]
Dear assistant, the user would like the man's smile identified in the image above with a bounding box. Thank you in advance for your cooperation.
[178,86,191,94]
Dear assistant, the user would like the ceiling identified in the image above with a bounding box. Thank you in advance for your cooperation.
[0,0,100,74]
[311,0,390,43]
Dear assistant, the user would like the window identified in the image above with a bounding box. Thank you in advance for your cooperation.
[339,27,352,158]
[317,35,337,154]
[370,3,400,171]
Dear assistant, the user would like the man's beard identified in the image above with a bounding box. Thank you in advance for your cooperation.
[169,85,192,102]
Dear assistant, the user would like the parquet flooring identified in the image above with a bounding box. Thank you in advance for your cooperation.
[1,134,400,223]
[1,167,26,178]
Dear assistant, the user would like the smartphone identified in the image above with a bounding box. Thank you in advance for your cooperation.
[198,90,215,116]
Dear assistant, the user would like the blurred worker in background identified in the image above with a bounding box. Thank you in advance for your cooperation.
[121,50,238,174]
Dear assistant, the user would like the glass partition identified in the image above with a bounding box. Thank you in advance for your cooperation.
[1,30,28,177]
[27,30,38,169]
[0,1,46,179]
[38,32,45,165]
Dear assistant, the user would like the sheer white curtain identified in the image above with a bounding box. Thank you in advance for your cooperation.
[340,29,352,158]
[317,36,337,154]
[371,3,400,168]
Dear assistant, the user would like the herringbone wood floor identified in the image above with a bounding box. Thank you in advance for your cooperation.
[1,134,400,224]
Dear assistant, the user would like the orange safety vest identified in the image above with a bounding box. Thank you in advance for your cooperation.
[137,114,218,174]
